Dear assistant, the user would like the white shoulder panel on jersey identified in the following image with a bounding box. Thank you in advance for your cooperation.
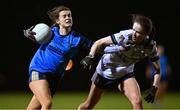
[113,29,133,44]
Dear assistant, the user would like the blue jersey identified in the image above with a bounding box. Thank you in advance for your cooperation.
[29,26,93,76]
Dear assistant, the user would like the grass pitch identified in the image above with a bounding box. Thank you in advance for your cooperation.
[0,91,180,109]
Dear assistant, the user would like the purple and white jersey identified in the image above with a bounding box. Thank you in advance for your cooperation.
[96,29,159,79]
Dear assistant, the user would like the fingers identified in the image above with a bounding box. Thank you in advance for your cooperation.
[80,60,91,70]
[80,60,87,69]
[24,26,36,36]
[29,26,34,31]
[23,30,27,36]
[28,36,36,42]
[144,95,151,103]
[80,57,93,70]
[83,63,90,70]
[28,31,36,35]
[89,65,92,70]
[82,62,87,69]
[144,86,156,103]
[144,95,154,103]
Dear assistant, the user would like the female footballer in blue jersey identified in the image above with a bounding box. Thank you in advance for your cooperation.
[78,14,162,110]
[23,5,93,110]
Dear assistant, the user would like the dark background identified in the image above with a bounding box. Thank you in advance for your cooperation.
[0,0,179,92]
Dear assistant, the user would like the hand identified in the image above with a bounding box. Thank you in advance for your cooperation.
[23,26,36,42]
[80,55,94,70]
[144,86,157,103]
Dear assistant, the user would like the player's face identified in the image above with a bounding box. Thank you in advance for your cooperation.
[132,22,146,44]
[56,10,73,28]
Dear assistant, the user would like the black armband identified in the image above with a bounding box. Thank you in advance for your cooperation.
[110,34,118,44]
[150,56,159,62]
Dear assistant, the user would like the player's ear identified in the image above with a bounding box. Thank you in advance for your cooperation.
[144,36,151,46]
[56,20,60,25]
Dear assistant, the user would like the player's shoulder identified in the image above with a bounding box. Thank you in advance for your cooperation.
[119,29,133,39]
[120,29,133,35]
[144,40,157,50]
[51,26,59,37]
[71,30,83,37]
[119,29,133,41]
[71,30,91,43]
[51,25,58,31]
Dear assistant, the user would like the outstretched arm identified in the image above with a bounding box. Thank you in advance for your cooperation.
[144,59,161,103]
[89,36,113,57]
[80,36,113,70]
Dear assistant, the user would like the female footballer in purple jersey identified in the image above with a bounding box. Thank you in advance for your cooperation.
[23,5,93,110]
[78,14,161,110]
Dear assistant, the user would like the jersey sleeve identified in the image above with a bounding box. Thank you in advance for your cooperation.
[110,29,133,45]
[147,41,160,62]
[105,29,132,53]
[78,34,94,51]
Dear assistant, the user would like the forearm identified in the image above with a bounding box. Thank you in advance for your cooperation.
[89,40,102,57]
[89,36,113,56]
[152,59,161,87]
[153,73,161,87]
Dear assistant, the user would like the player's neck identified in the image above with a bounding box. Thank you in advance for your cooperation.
[59,27,71,36]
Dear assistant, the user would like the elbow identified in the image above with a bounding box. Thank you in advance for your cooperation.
[95,39,104,45]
